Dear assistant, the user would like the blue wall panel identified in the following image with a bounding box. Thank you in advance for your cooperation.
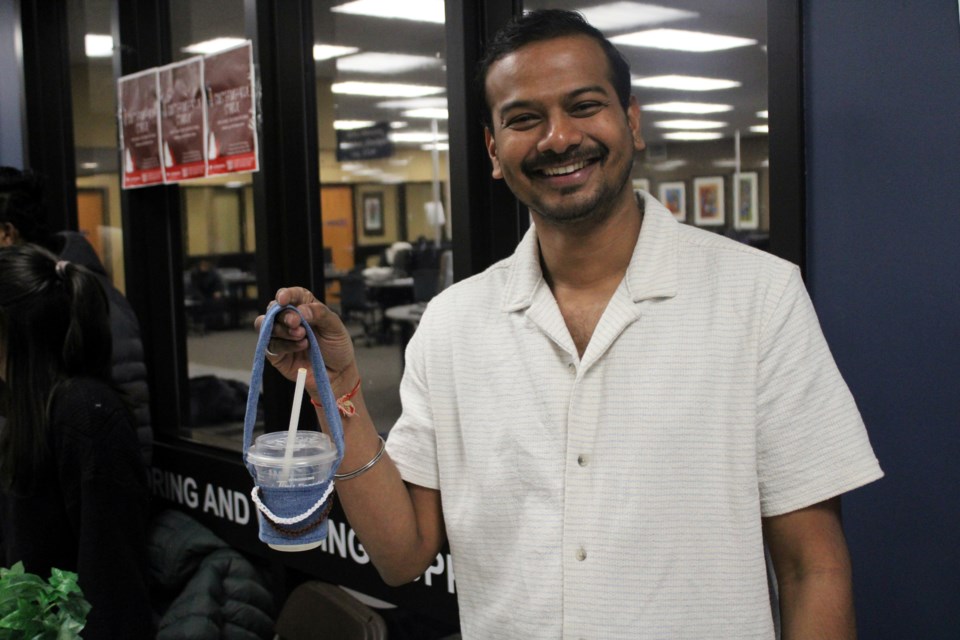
[804,1,960,637]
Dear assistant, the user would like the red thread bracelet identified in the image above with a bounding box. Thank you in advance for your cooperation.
[310,378,361,417]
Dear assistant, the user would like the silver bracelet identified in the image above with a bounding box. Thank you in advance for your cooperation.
[334,436,386,481]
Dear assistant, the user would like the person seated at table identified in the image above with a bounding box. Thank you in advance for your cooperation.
[0,243,154,638]
[187,257,228,330]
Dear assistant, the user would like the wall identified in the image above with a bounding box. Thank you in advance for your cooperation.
[804,1,960,637]
[0,0,23,168]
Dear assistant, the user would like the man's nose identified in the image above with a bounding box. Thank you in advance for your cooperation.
[537,113,582,155]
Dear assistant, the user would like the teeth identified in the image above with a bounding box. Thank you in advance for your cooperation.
[542,159,589,176]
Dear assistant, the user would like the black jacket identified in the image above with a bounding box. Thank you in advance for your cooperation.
[53,231,153,465]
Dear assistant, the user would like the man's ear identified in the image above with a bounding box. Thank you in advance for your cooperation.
[628,96,645,152]
[484,127,503,180]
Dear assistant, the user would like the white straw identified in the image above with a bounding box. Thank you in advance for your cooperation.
[280,368,307,483]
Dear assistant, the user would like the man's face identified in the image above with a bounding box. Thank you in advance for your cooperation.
[484,35,645,227]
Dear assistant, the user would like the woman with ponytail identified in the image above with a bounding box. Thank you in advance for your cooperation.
[0,243,153,638]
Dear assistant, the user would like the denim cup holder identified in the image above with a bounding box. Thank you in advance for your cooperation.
[242,303,345,550]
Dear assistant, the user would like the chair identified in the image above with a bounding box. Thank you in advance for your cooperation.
[412,268,439,303]
[274,581,387,640]
[339,273,381,346]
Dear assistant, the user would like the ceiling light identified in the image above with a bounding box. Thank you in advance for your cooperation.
[643,101,733,114]
[420,142,450,151]
[750,125,769,134]
[612,28,757,52]
[331,0,444,24]
[633,75,740,91]
[654,119,726,129]
[331,81,444,98]
[182,37,246,55]
[337,52,441,74]
[314,44,360,61]
[225,181,246,188]
[85,34,113,58]
[389,121,409,129]
[389,131,449,143]
[649,159,687,171]
[80,162,99,169]
[757,110,768,118]
[576,2,697,31]
[334,120,377,130]
[663,131,724,141]
[402,108,448,119]
[377,97,448,110]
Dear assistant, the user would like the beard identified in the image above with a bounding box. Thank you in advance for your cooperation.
[515,144,636,229]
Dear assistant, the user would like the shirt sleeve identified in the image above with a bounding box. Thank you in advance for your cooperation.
[385,307,441,490]
[756,267,883,517]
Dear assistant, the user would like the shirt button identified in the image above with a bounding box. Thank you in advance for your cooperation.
[567,361,576,371]
[577,454,588,467]
[575,547,587,561]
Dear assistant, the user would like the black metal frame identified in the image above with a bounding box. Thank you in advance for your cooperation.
[768,0,807,273]
[19,0,78,232]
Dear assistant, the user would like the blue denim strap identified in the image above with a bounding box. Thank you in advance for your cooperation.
[242,303,344,477]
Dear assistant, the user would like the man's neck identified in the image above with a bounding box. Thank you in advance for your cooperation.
[536,194,644,292]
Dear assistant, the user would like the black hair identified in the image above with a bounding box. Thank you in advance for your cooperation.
[0,243,112,489]
[0,166,48,244]
[476,9,633,128]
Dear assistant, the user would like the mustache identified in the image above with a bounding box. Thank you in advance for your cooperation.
[521,145,607,174]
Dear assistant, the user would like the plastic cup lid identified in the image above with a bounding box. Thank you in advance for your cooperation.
[247,431,336,468]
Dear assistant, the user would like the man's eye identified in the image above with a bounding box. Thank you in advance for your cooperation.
[504,114,539,129]
[572,101,604,116]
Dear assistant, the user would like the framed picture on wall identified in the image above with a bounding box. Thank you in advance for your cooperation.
[735,172,760,230]
[632,178,650,193]
[658,181,686,221]
[693,176,725,226]
[362,192,384,236]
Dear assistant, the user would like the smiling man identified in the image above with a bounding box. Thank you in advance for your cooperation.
[261,10,883,639]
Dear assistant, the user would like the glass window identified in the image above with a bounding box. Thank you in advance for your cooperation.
[169,0,260,449]
[523,0,770,245]
[313,0,452,435]
[68,0,126,290]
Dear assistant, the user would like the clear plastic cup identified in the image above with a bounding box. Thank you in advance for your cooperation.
[248,430,337,552]
[247,430,337,488]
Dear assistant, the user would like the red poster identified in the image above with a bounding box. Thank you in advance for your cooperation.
[159,57,206,182]
[204,43,259,176]
[119,69,164,189]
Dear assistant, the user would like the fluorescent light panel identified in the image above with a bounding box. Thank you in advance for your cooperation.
[576,2,698,31]
[612,28,757,52]
[331,81,444,97]
[334,120,377,130]
[314,44,360,61]
[402,108,448,119]
[420,142,450,151]
[643,101,733,114]
[663,131,723,141]
[331,0,445,24]
[85,34,113,57]
[750,125,769,133]
[182,37,246,55]
[653,119,726,129]
[390,131,449,143]
[337,52,441,74]
[633,75,740,91]
[377,97,448,110]
[757,110,769,118]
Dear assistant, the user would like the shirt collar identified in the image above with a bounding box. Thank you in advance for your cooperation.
[501,191,679,312]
